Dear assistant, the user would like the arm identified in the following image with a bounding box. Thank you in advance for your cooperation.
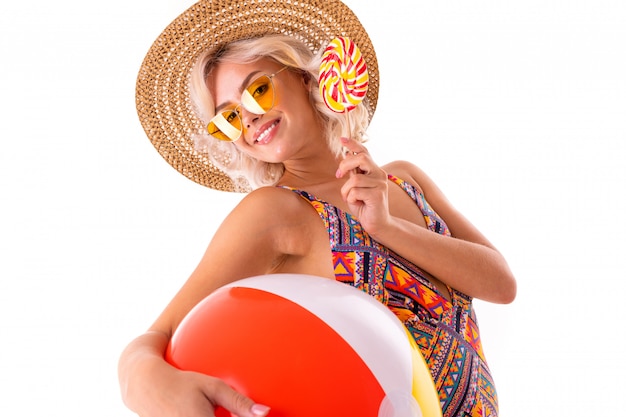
[119,331,271,417]
[381,161,516,303]
[337,138,516,304]
[118,188,309,417]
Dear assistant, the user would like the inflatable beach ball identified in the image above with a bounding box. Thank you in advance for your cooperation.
[166,274,442,417]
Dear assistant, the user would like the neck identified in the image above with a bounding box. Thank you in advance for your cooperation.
[278,143,342,189]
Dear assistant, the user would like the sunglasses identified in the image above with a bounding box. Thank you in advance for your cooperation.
[207,66,289,142]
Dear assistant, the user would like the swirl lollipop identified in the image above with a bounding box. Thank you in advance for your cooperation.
[319,37,369,115]
[319,36,369,169]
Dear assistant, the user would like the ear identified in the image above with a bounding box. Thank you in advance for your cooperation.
[301,71,313,88]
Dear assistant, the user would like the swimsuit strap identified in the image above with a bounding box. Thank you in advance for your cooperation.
[387,174,451,236]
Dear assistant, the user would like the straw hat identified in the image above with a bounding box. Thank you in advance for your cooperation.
[136,0,379,192]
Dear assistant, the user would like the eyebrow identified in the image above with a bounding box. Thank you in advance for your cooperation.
[214,70,263,113]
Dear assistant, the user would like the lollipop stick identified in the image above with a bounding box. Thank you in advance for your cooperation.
[342,113,351,156]
[343,113,363,174]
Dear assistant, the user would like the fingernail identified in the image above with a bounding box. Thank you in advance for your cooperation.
[340,136,349,143]
[335,168,342,178]
[251,404,271,416]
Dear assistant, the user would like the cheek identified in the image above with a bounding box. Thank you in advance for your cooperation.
[277,75,313,110]
[287,90,319,125]
[232,139,254,158]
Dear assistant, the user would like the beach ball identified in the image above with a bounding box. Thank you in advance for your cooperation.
[166,274,442,417]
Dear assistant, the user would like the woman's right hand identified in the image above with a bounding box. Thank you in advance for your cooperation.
[138,368,270,417]
[119,332,270,417]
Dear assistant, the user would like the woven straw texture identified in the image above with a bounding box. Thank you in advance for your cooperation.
[136,0,379,191]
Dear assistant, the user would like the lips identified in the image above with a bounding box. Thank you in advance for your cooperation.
[253,119,280,144]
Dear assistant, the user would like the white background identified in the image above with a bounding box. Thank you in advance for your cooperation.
[1,0,624,415]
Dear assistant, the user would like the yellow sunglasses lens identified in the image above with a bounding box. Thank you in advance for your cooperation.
[207,74,277,141]
[207,109,243,142]
[241,75,275,114]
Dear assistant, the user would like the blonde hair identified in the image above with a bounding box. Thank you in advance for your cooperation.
[190,35,370,191]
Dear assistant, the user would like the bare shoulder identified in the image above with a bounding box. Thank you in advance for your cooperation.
[227,186,322,253]
[382,160,432,194]
[234,186,313,223]
[383,160,498,249]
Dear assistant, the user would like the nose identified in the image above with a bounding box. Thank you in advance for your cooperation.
[240,107,262,129]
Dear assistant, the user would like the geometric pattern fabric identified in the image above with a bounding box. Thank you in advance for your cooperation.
[283,175,499,416]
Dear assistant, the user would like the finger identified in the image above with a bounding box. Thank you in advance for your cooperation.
[341,137,367,152]
[207,379,270,417]
[337,150,379,178]
[340,176,379,203]
[340,136,369,155]
[337,155,364,177]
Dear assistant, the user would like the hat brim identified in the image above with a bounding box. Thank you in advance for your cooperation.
[136,0,379,191]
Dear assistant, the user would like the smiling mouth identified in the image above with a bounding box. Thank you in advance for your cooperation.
[254,120,280,144]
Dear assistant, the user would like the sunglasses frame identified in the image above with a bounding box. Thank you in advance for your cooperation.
[207,66,289,142]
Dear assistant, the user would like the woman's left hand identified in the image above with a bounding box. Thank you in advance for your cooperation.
[336,137,391,237]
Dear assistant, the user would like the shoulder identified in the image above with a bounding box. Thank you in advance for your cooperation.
[383,160,455,219]
[236,186,323,255]
[238,186,310,215]
[208,186,321,263]
[382,160,432,193]
[225,186,317,232]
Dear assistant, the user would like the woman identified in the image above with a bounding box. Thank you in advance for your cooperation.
[119,1,516,417]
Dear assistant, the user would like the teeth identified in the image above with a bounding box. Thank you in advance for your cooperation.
[256,121,278,143]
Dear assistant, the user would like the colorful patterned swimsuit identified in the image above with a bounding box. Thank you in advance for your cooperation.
[282,174,498,417]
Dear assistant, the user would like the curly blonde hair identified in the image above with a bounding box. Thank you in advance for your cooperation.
[189,35,370,191]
